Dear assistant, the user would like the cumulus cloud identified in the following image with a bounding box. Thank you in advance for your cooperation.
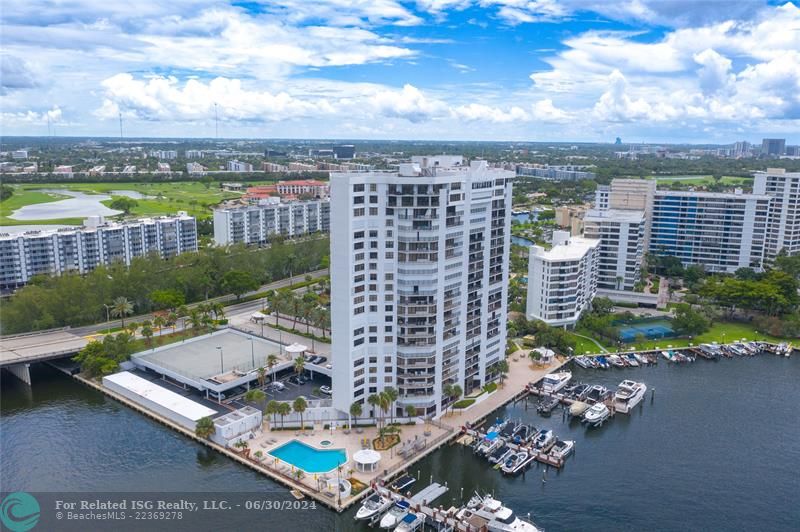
[95,74,333,122]
[693,48,734,95]
[369,84,448,122]
[1,106,62,126]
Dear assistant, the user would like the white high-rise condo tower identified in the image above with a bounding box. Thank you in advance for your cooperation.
[330,157,514,418]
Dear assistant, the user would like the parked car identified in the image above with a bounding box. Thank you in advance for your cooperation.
[288,376,301,385]
[310,356,324,365]
[319,385,332,396]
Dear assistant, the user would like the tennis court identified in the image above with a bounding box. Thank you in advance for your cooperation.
[617,319,676,342]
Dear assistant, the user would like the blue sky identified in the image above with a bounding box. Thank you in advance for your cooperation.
[2,1,799,143]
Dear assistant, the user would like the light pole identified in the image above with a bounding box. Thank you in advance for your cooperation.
[103,304,112,334]
[217,346,224,374]
[250,337,255,369]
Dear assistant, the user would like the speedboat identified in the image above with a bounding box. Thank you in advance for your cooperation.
[569,383,590,400]
[475,428,503,456]
[394,512,424,532]
[389,475,416,493]
[355,492,393,521]
[573,356,592,369]
[379,500,411,529]
[532,429,556,451]
[569,401,590,417]
[595,356,610,369]
[634,353,649,365]
[585,385,609,404]
[456,494,540,532]
[512,424,533,444]
[613,380,647,414]
[540,371,572,394]
[583,403,610,427]
[536,396,560,417]
[549,439,575,461]
[607,354,625,368]
[625,353,639,367]
[501,450,532,476]
[499,420,518,439]
[488,443,514,465]
[661,350,675,362]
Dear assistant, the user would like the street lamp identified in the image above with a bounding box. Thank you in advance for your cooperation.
[103,303,112,334]
[217,346,224,374]
[250,337,255,369]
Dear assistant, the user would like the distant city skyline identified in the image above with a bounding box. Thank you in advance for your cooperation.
[2,1,799,143]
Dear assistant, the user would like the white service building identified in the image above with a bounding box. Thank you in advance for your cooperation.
[211,406,263,447]
[102,371,217,431]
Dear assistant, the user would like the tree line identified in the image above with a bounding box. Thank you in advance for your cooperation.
[0,237,329,334]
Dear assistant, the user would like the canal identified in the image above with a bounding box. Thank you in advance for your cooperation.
[2,355,798,531]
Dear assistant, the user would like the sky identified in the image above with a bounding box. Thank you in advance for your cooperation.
[1,0,799,143]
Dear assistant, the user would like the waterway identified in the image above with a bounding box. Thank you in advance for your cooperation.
[7,189,145,221]
[2,356,798,531]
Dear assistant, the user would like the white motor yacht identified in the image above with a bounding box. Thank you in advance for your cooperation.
[613,380,647,414]
[582,403,610,427]
[540,371,572,393]
[355,492,393,521]
[500,451,532,476]
[532,429,556,451]
[394,512,424,532]
[456,494,540,532]
[549,439,574,461]
[379,500,410,529]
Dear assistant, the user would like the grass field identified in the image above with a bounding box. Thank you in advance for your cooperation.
[0,181,271,225]
[572,321,792,355]
[652,175,753,186]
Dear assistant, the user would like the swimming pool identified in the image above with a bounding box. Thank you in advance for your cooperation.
[268,440,347,473]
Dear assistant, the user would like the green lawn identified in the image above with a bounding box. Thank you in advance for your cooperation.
[652,175,753,187]
[573,321,792,354]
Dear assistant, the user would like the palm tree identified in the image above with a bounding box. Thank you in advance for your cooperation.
[266,354,279,383]
[257,366,267,387]
[153,315,166,336]
[278,402,291,429]
[384,386,399,424]
[378,391,391,439]
[244,389,266,410]
[405,405,417,419]
[265,400,279,428]
[349,401,362,430]
[195,416,214,439]
[187,310,204,330]
[126,321,139,336]
[211,302,225,320]
[367,394,380,425]
[110,296,134,328]
[167,312,178,333]
[293,356,305,379]
[496,359,509,387]
[141,324,154,346]
[449,384,463,415]
[293,396,308,431]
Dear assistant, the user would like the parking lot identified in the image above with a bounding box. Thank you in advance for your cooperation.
[230,369,332,409]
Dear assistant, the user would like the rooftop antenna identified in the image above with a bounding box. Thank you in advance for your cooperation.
[119,111,123,139]
[214,103,219,140]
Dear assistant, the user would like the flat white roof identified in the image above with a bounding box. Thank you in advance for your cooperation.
[531,236,599,262]
[104,371,216,421]
[585,208,645,223]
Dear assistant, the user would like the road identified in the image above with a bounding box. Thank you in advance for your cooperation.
[71,268,328,336]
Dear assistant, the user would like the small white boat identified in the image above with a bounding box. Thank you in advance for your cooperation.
[456,494,540,532]
[634,353,649,365]
[501,450,532,476]
[585,384,609,404]
[355,492,392,521]
[394,512,424,532]
[532,429,556,451]
[380,500,411,529]
[549,440,575,461]
[607,355,625,368]
[487,444,514,465]
[540,371,572,393]
[583,403,610,427]
[625,354,639,367]
[569,401,590,417]
[613,380,647,414]
[573,356,592,369]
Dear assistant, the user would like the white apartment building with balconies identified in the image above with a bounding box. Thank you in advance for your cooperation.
[0,213,197,289]
[329,158,513,418]
[212,199,330,246]
[526,231,599,328]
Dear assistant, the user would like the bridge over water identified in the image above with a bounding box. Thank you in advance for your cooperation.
[0,329,88,384]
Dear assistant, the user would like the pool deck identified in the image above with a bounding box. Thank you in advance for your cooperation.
[77,351,564,512]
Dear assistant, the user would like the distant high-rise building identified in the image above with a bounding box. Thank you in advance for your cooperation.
[185,150,204,159]
[227,160,254,172]
[583,208,646,291]
[11,150,28,159]
[754,168,800,260]
[212,199,329,246]
[329,158,513,418]
[614,137,622,145]
[332,144,355,160]
[761,138,786,157]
